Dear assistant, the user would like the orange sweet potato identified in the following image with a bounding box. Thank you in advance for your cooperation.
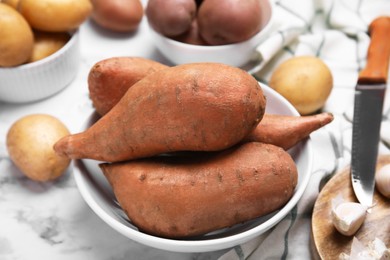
[101,142,298,238]
[243,112,334,150]
[88,57,168,116]
[86,57,332,150]
[54,63,266,162]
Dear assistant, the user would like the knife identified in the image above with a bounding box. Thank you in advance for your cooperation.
[351,16,390,208]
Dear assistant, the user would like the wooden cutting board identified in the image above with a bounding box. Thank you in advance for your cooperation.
[311,155,390,259]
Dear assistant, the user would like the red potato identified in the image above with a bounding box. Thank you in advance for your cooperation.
[197,0,265,45]
[101,142,298,238]
[244,112,334,150]
[146,0,196,37]
[88,57,168,116]
[54,63,266,162]
[172,19,208,45]
[91,0,144,32]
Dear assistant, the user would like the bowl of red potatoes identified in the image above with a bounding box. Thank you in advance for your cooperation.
[146,0,274,67]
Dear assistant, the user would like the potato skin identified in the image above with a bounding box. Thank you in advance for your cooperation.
[6,114,71,182]
[0,3,34,67]
[101,142,298,238]
[18,0,92,32]
[54,63,266,162]
[146,0,196,37]
[91,0,143,32]
[88,57,168,116]
[172,19,208,45]
[243,112,334,150]
[29,30,70,63]
[269,56,333,115]
[87,57,333,151]
[2,0,19,9]
[197,0,264,45]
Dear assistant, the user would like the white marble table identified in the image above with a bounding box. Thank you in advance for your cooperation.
[3,1,390,258]
[0,18,230,260]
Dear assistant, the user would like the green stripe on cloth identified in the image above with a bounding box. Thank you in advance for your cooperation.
[234,245,245,260]
[281,206,298,259]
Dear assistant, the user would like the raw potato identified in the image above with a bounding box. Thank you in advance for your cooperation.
[91,0,143,32]
[54,63,266,162]
[172,19,208,45]
[197,0,265,45]
[88,57,333,150]
[86,57,333,148]
[6,114,71,182]
[269,56,333,115]
[88,57,168,116]
[29,30,70,63]
[0,3,34,67]
[17,0,92,32]
[146,0,196,37]
[2,0,19,9]
[101,142,298,238]
[243,112,334,150]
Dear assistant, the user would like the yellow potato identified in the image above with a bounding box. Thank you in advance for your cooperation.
[17,0,92,32]
[29,31,70,62]
[2,0,20,9]
[6,114,71,182]
[269,56,333,115]
[0,3,34,67]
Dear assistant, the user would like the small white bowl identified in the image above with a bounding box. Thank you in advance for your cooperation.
[0,30,80,103]
[149,1,274,68]
[73,83,313,253]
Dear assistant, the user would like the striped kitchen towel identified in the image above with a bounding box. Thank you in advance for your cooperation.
[220,0,390,259]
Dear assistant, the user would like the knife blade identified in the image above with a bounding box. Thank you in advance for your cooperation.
[351,16,390,208]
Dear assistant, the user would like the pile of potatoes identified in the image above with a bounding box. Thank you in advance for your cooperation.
[146,0,270,45]
[0,0,92,67]
[51,57,333,238]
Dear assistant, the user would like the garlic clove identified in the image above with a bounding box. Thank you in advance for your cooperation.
[339,252,350,260]
[339,237,390,260]
[331,202,367,236]
[371,238,387,255]
[349,236,371,259]
[379,249,390,260]
[371,238,390,260]
[376,164,390,198]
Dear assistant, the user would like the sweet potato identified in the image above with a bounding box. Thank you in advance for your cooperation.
[243,112,334,150]
[54,63,266,162]
[101,142,298,238]
[86,57,332,149]
[88,57,168,116]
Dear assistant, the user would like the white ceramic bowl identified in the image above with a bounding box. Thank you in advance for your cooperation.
[0,30,80,103]
[73,83,313,253]
[149,1,274,68]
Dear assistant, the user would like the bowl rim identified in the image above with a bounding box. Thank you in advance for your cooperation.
[149,0,275,51]
[73,83,313,253]
[0,29,79,71]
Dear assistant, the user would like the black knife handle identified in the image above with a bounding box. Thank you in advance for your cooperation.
[358,16,390,84]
